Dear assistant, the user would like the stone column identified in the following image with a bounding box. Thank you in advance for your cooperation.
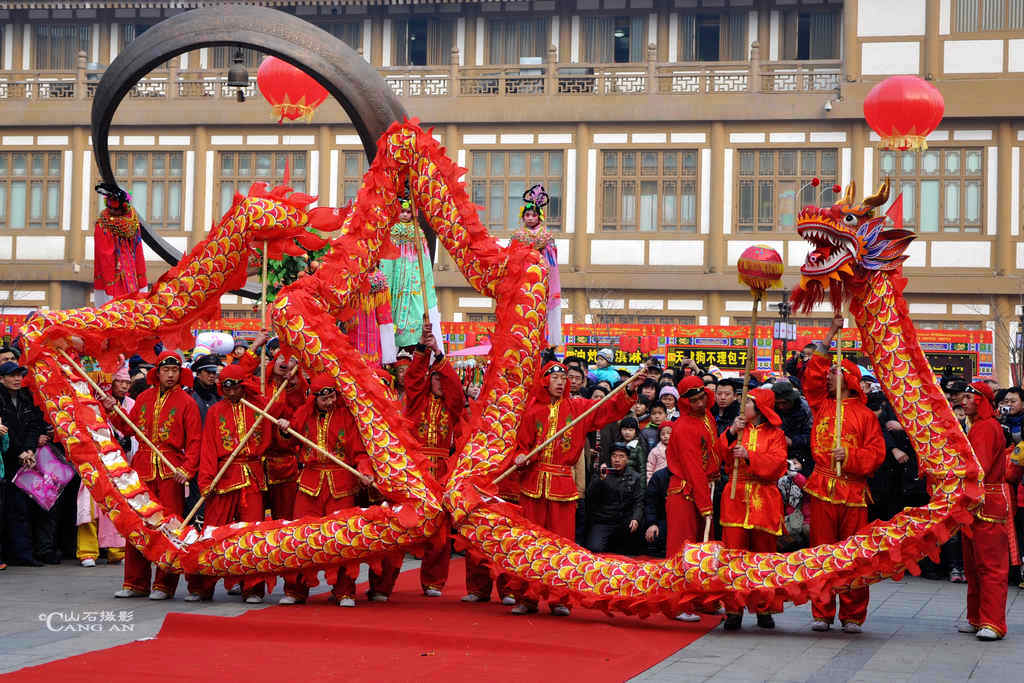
[843,0,860,82]
[191,125,208,249]
[573,121,589,276]
[996,121,1014,276]
[69,126,87,266]
[924,0,940,80]
[708,121,726,273]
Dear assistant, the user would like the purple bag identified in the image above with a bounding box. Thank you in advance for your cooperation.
[13,444,75,511]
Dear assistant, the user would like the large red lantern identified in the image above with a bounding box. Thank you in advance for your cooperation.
[863,75,944,152]
[256,56,329,123]
[736,244,784,295]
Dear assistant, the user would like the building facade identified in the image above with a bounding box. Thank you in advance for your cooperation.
[1,0,1022,379]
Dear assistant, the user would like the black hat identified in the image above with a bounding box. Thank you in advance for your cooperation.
[0,361,27,376]
[770,380,800,403]
[611,441,629,455]
[0,346,20,359]
[191,355,223,374]
[234,338,251,350]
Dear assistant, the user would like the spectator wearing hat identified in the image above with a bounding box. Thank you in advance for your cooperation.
[1,360,49,566]
[103,351,202,600]
[771,380,813,475]
[584,442,644,555]
[587,348,620,386]
[659,385,680,421]
[719,387,789,631]
[955,381,1012,641]
[185,364,272,603]
[0,346,19,365]
[804,316,886,633]
[190,355,222,424]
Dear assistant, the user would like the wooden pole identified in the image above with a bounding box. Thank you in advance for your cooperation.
[181,366,296,527]
[58,349,185,480]
[492,364,648,486]
[702,481,716,542]
[260,241,269,396]
[408,169,433,333]
[241,398,364,478]
[834,300,846,477]
[730,292,762,500]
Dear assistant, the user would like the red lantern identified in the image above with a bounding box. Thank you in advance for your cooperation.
[256,56,329,123]
[639,335,660,354]
[736,244,784,295]
[863,75,944,152]
[619,335,639,353]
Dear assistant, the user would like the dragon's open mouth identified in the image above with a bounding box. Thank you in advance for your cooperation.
[797,211,857,278]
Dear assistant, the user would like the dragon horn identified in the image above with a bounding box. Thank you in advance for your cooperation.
[862,177,891,209]
[842,180,856,205]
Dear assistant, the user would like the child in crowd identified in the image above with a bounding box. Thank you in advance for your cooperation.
[659,386,680,421]
[617,416,648,478]
[646,423,671,483]
[641,402,668,450]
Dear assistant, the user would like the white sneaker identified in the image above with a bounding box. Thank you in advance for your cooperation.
[337,597,356,608]
[244,595,263,604]
[278,596,300,605]
[226,585,242,596]
[501,596,516,606]
[114,589,146,598]
[674,612,701,622]
[80,558,96,568]
[976,627,1001,641]
[550,605,571,617]
[369,594,389,603]
[461,594,483,603]
[424,588,442,597]
[811,620,830,632]
[183,593,203,603]
[148,590,170,601]
[957,622,979,633]
[841,622,862,634]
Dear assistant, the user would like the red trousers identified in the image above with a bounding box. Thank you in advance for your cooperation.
[368,552,403,598]
[963,519,1008,637]
[420,538,451,592]
[123,478,184,595]
[722,526,778,614]
[267,480,297,520]
[187,486,265,599]
[665,495,701,557]
[516,496,575,607]
[284,492,358,601]
[465,554,515,601]
[809,497,869,624]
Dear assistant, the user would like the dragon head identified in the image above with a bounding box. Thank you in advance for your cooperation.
[791,178,916,312]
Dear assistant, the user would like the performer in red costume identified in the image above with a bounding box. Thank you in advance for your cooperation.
[404,322,464,597]
[276,374,373,607]
[719,387,788,631]
[261,353,307,520]
[186,364,271,603]
[955,382,1010,641]
[103,351,201,600]
[804,316,885,633]
[663,375,719,622]
[510,360,646,616]
[92,187,147,301]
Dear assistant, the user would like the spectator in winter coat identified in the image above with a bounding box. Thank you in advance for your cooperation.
[646,423,671,483]
[585,443,644,555]
[587,348,620,386]
[643,466,670,557]
[771,380,814,475]
[711,378,741,434]
[616,416,648,478]
[640,402,668,451]
[659,386,680,420]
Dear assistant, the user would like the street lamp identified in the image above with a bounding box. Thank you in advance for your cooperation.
[770,290,796,372]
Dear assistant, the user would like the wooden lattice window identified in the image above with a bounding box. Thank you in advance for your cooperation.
[469,150,563,232]
[0,152,63,231]
[111,152,184,233]
[878,148,983,233]
[34,24,91,70]
[487,17,550,65]
[601,150,698,232]
[218,151,306,218]
[736,148,838,233]
[341,151,368,206]
[953,0,1024,32]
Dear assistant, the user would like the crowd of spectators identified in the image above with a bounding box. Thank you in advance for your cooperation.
[0,334,1022,596]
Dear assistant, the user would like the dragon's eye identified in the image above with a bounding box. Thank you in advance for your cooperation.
[842,213,858,226]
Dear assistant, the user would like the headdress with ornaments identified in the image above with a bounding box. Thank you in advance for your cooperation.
[520,184,549,220]
[95,184,140,240]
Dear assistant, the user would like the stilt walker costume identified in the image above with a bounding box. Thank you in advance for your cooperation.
[380,198,443,349]
[510,184,561,347]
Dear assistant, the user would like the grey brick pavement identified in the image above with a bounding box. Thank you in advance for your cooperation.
[0,559,1020,681]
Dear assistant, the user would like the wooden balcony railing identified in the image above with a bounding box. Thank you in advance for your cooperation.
[0,47,842,103]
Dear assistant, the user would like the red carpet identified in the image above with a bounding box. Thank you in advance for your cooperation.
[7,558,718,682]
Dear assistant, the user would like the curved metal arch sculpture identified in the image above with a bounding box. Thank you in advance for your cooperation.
[90,5,416,287]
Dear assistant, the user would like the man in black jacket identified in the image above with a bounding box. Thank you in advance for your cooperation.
[584,443,644,555]
[711,378,741,434]
[1,361,50,566]
[771,380,814,474]
[643,466,670,557]
[190,355,222,424]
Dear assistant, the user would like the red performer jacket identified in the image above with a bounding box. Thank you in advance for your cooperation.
[719,423,788,535]
[289,403,369,499]
[405,350,464,480]
[967,414,1011,524]
[112,384,201,482]
[198,399,271,494]
[803,354,885,507]
[263,373,308,485]
[516,390,634,502]
[666,405,720,517]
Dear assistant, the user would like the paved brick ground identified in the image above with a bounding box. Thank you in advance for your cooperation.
[1,558,1020,681]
